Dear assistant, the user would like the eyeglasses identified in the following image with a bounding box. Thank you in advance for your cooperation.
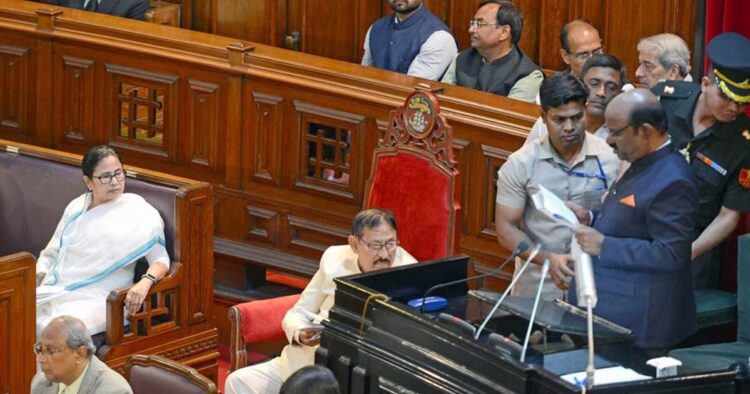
[469,19,500,29]
[33,343,68,357]
[604,123,631,138]
[358,237,399,253]
[91,170,125,184]
[568,46,604,62]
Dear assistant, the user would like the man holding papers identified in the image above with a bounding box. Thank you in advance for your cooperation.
[569,89,698,367]
[495,72,619,301]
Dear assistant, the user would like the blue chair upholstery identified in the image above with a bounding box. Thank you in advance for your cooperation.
[694,289,737,329]
[670,233,750,373]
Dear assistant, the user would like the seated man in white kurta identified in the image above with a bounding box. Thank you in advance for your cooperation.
[224,208,418,394]
[36,145,170,337]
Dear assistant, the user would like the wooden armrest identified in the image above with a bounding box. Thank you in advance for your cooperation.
[104,262,183,350]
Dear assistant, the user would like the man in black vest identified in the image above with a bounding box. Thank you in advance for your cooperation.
[362,0,457,81]
[32,0,149,20]
[441,0,542,103]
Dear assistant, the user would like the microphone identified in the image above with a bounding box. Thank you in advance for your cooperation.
[572,239,597,389]
[474,244,542,340]
[417,241,529,313]
[574,249,597,308]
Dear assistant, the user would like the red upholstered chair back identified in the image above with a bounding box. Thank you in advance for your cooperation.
[364,90,460,261]
[228,294,301,371]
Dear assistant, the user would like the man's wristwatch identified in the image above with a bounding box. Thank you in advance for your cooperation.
[141,273,158,285]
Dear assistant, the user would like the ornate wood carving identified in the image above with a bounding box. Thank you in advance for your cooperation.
[0,44,29,137]
[61,56,94,144]
[187,79,220,170]
[105,63,178,160]
[380,90,457,170]
[249,92,283,185]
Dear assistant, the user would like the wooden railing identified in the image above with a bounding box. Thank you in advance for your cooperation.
[0,0,537,296]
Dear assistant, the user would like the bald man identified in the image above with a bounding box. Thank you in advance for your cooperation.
[568,89,698,370]
[559,20,603,77]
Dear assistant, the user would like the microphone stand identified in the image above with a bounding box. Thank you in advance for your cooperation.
[520,259,549,362]
[474,244,542,340]
[573,239,597,390]
[419,241,529,313]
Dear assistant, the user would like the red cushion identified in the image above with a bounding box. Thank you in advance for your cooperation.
[265,271,309,290]
[367,153,452,261]
[236,294,301,344]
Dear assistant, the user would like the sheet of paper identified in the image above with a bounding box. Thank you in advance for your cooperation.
[36,285,69,306]
[560,366,651,386]
[531,184,579,228]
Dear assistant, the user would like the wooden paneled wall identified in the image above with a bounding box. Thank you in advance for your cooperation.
[0,1,540,298]
[189,0,697,82]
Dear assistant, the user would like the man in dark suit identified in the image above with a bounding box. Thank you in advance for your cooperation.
[32,0,149,21]
[569,89,699,371]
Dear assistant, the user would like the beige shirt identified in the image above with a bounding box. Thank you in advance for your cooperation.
[57,361,90,394]
[496,133,619,299]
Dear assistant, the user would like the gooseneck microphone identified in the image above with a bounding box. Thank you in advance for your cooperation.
[417,241,530,313]
[474,244,542,340]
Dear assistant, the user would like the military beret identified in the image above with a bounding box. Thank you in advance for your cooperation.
[707,32,750,105]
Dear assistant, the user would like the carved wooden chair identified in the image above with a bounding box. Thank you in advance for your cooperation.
[363,89,460,261]
[227,89,461,372]
[0,140,217,379]
[125,354,218,394]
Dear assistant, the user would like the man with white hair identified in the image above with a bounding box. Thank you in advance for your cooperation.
[31,315,132,394]
[635,33,693,88]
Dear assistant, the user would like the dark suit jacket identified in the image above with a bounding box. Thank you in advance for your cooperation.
[569,144,699,349]
[32,0,149,20]
[31,355,133,394]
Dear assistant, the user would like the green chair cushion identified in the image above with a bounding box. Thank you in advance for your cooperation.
[669,341,750,374]
[694,289,738,329]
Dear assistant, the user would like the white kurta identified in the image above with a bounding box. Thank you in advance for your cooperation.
[36,192,169,335]
[224,245,417,394]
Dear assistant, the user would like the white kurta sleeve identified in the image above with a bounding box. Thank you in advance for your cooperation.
[361,27,373,66]
[407,30,458,81]
[281,263,327,345]
[36,216,65,275]
[145,243,170,269]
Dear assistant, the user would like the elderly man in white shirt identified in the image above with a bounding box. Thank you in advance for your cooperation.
[225,209,418,394]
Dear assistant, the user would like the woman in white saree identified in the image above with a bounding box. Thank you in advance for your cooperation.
[35,145,170,336]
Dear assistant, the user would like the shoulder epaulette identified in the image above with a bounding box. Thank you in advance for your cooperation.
[651,80,697,99]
